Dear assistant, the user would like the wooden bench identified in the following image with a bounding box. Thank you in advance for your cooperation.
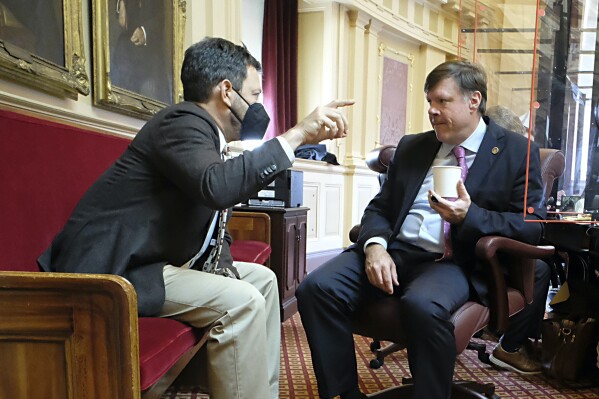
[0,109,270,398]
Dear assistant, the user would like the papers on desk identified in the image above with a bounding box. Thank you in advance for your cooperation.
[562,214,593,222]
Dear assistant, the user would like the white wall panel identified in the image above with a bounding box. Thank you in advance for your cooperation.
[293,159,379,252]
[324,185,342,236]
[357,184,376,219]
[304,184,319,239]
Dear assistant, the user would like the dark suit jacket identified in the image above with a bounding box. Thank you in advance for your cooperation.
[356,116,546,302]
[38,101,292,316]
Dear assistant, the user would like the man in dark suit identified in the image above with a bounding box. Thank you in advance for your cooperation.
[297,60,547,399]
[38,37,352,399]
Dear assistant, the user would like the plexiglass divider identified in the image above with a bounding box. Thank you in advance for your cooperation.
[459,0,599,223]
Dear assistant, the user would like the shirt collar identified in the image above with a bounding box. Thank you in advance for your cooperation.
[438,116,487,158]
[217,128,227,155]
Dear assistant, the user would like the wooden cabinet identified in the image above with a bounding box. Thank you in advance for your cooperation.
[279,209,307,320]
[233,206,308,321]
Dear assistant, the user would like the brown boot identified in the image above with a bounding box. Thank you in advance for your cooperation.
[489,343,543,375]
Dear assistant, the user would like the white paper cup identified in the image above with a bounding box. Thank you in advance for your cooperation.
[432,166,462,198]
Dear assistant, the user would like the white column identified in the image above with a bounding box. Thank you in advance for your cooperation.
[362,19,384,155]
[343,9,370,167]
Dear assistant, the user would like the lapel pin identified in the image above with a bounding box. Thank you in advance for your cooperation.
[491,146,499,155]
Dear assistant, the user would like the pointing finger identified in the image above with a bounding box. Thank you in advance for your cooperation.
[325,99,355,109]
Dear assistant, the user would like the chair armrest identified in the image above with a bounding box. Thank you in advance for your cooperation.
[349,224,361,243]
[475,236,555,333]
[0,271,140,399]
[365,145,396,173]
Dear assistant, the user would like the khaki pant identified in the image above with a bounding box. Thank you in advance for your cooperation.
[159,262,280,399]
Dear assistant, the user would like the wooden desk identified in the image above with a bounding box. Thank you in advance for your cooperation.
[543,222,594,253]
[234,206,309,321]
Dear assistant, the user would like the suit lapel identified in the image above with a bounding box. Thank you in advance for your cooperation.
[392,132,441,234]
[406,132,441,197]
[465,119,505,197]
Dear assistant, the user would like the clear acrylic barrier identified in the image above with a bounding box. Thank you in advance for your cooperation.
[459,0,599,223]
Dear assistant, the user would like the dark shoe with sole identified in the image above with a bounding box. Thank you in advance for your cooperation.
[489,343,543,375]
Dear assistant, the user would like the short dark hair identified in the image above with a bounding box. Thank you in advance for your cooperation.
[424,60,487,114]
[181,37,262,102]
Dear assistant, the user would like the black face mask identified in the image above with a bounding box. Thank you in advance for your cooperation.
[231,88,270,141]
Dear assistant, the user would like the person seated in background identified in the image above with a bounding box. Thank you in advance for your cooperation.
[38,37,353,399]
[297,60,547,399]
[485,104,550,375]
[486,104,532,140]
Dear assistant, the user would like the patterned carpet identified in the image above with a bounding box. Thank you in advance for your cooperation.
[162,313,599,399]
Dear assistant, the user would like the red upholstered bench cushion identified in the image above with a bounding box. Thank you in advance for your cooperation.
[138,317,203,391]
[0,110,206,393]
[230,240,272,265]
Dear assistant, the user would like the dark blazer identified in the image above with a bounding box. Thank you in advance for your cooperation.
[356,116,546,302]
[38,101,292,316]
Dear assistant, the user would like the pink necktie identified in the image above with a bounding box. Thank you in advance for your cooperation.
[440,146,468,260]
[453,146,468,182]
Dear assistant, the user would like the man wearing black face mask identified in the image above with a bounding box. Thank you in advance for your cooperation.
[38,37,353,399]
[231,87,272,141]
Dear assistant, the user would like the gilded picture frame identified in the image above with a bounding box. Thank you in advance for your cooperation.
[92,0,186,119]
[0,0,89,99]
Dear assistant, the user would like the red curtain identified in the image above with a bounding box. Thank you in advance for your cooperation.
[261,0,298,139]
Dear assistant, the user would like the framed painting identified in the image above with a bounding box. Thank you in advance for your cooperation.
[0,0,89,99]
[92,0,186,119]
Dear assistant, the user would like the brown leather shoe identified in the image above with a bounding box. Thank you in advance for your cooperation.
[489,343,543,375]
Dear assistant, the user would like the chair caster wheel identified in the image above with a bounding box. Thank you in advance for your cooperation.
[370,341,381,352]
[369,358,384,369]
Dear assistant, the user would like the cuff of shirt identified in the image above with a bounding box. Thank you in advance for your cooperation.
[364,237,388,252]
[276,136,295,163]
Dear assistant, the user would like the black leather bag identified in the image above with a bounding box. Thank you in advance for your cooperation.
[541,316,598,381]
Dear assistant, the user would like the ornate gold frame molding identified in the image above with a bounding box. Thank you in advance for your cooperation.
[0,0,89,99]
[91,0,186,119]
